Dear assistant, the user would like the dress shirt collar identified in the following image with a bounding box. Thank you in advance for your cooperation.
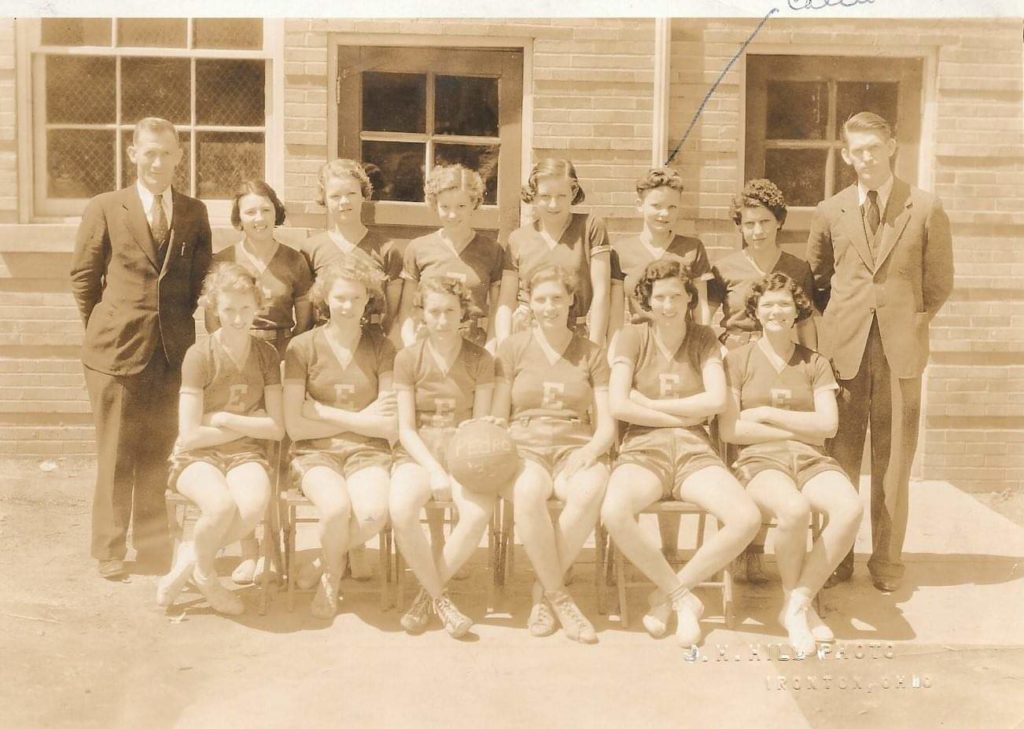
[857,174,894,212]
[136,181,173,225]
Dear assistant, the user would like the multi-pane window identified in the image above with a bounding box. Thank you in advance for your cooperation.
[745,55,922,211]
[33,18,267,215]
[360,71,501,205]
[336,46,523,237]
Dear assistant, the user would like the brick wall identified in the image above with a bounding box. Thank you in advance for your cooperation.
[281,18,656,237]
[668,17,1024,489]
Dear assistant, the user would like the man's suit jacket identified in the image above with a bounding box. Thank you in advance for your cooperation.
[806,178,954,380]
[70,186,212,376]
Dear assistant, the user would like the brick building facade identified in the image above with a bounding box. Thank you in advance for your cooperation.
[0,17,1020,491]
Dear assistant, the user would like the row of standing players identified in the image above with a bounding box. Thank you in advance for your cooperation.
[155,157,862,655]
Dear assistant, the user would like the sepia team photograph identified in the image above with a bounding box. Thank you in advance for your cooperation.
[0,1,1022,727]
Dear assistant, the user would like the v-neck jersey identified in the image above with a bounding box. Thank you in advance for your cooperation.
[393,336,495,426]
[283,325,395,411]
[495,328,609,420]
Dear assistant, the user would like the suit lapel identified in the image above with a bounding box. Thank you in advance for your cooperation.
[836,185,874,271]
[159,190,190,280]
[122,187,160,270]
[873,178,913,269]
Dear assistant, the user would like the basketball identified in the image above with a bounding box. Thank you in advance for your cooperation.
[446,419,521,495]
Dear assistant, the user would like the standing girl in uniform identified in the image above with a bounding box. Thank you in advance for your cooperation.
[720,272,862,655]
[302,159,403,335]
[495,158,612,347]
[492,265,616,644]
[600,259,761,647]
[390,275,498,637]
[398,164,504,350]
[208,180,313,585]
[283,255,397,620]
[158,263,285,614]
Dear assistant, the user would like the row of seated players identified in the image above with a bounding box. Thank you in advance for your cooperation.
[158,255,860,657]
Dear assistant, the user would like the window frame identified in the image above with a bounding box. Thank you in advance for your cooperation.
[25,18,274,221]
[329,36,525,240]
[743,52,924,229]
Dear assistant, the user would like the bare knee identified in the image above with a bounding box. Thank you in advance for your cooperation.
[201,491,238,528]
[827,496,863,534]
[600,493,637,533]
[390,491,427,530]
[320,499,352,531]
[775,493,811,533]
[356,507,389,538]
[513,480,550,514]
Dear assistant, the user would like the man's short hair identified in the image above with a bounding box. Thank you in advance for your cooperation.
[132,117,179,146]
[841,111,893,145]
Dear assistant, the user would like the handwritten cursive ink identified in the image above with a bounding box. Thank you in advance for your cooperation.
[665,7,779,165]
[789,0,875,9]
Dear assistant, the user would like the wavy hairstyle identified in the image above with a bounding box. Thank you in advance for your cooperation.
[521,157,586,206]
[309,254,386,327]
[636,166,685,198]
[525,264,579,299]
[414,274,480,323]
[230,179,287,230]
[632,258,699,318]
[744,271,815,327]
[424,164,485,210]
[728,178,788,228]
[316,159,373,206]
[198,262,265,314]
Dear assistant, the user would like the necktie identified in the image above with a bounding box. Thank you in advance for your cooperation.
[865,189,880,239]
[151,195,169,245]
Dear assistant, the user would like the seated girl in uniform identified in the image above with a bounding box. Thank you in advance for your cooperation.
[719,272,862,655]
[158,263,285,615]
[283,255,397,620]
[492,265,616,644]
[600,259,761,647]
[390,275,498,638]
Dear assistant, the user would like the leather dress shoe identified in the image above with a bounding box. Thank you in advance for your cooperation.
[98,559,127,580]
[871,576,901,593]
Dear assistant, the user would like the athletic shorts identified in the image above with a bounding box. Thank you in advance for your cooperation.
[732,440,845,490]
[509,417,601,476]
[615,426,724,500]
[168,446,270,490]
[391,425,455,471]
[290,436,392,485]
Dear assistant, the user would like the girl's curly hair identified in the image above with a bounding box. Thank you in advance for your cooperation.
[198,262,265,315]
[424,164,485,210]
[526,264,579,299]
[632,258,699,316]
[636,167,685,198]
[728,178,787,227]
[521,157,586,206]
[309,254,386,327]
[414,274,481,323]
[316,159,373,206]
[744,271,815,327]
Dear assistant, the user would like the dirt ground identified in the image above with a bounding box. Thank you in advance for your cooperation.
[2,457,1024,729]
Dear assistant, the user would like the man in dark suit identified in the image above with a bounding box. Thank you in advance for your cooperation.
[807,111,954,592]
[70,117,212,579]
